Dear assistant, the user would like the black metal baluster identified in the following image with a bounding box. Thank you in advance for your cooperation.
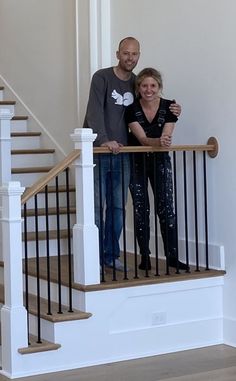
[55,176,63,313]
[121,153,128,280]
[203,151,210,271]
[45,185,52,316]
[193,151,200,271]
[34,194,42,343]
[110,154,117,281]
[183,151,189,267]
[153,153,160,276]
[143,153,149,278]
[131,152,139,279]
[164,158,170,275]
[173,151,180,274]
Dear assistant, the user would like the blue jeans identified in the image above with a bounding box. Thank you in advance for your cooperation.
[94,153,130,264]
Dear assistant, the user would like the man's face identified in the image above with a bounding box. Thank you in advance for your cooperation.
[116,40,140,73]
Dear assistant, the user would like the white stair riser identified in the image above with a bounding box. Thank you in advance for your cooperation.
[11,136,41,149]
[23,192,75,209]
[28,314,55,342]
[0,104,15,113]
[26,276,82,308]
[12,153,55,168]
[22,238,72,258]
[12,172,50,187]
[12,173,68,187]
[11,119,28,132]
[22,214,76,232]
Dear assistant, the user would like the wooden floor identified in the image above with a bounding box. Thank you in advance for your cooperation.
[2,345,236,381]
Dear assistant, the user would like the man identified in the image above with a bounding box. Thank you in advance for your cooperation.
[83,37,180,271]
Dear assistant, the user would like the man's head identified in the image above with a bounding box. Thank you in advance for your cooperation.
[116,37,140,73]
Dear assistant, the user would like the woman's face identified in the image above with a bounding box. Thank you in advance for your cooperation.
[139,76,160,102]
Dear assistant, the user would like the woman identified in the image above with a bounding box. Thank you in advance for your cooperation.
[125,67,188,271]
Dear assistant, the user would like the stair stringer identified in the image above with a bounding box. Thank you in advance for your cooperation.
[0,275,224,379]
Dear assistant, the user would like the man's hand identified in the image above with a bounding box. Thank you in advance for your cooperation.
[101,140,123,154]
[169,100,182,117]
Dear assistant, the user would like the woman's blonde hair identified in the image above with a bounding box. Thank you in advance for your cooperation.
[135,67,163,96]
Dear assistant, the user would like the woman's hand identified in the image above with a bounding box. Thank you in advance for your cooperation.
[160,134,172,147]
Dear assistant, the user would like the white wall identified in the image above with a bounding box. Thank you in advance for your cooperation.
[0,0,77,153]
[110,0,236,343]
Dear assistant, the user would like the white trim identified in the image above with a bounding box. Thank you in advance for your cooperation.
[100,0,111,67]
[89,0,99,76]
[88,0,111,76]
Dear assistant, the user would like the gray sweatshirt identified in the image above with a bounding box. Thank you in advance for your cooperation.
[83,67,135,147]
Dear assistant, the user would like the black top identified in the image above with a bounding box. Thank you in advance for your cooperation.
[125,97,178,146]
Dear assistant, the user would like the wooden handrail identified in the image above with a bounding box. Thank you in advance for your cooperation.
[93,136,219,157]
[21,149,81,205]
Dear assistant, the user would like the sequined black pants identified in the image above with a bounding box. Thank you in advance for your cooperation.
[129,153,177,257]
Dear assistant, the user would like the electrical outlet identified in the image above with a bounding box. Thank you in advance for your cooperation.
[151,311,167,326]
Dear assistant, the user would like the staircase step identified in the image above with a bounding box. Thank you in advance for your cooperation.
[22,186,75,209]
[12,166,53,174]
[11,132,42,150]
[18,335,61,355]
[0,100,15,113]
[0,284,92,323]
[11,132,41,137]
[37,185,75,193]
[23,229,71,241]
[0,86,4,101]
[12,115,29,121]
[11,116,29,132]
[12,149,55,155]
[0,100,16,105]
[23,206,76,217]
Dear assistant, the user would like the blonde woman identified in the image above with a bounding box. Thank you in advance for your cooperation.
[125,68,188,271]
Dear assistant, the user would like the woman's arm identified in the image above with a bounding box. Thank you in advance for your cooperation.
[129,121,175,147]
[160,122,175,147]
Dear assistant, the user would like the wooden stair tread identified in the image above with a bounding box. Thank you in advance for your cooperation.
[24,185,75,194]
[18,335,61,355]
[11,132,41,137]
[39,185,75,193]
[12,115,28,120]
[0,284,92,324]
[22,206,76,217]
[23,229,71,241]
[0,100,16,105]
[11,148,55,155]
[26,294,92,322]
[12,166,53,174]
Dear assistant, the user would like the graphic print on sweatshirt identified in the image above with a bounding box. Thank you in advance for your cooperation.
[111,90,134,106]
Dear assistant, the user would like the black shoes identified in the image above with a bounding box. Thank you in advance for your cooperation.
[139,256,151,270]
[168,256,190,271]
[138,255,189,271]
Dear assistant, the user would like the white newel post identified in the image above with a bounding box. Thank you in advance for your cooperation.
[70,128,100,285]
[0,109,14,262]
[0,182,28,377]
